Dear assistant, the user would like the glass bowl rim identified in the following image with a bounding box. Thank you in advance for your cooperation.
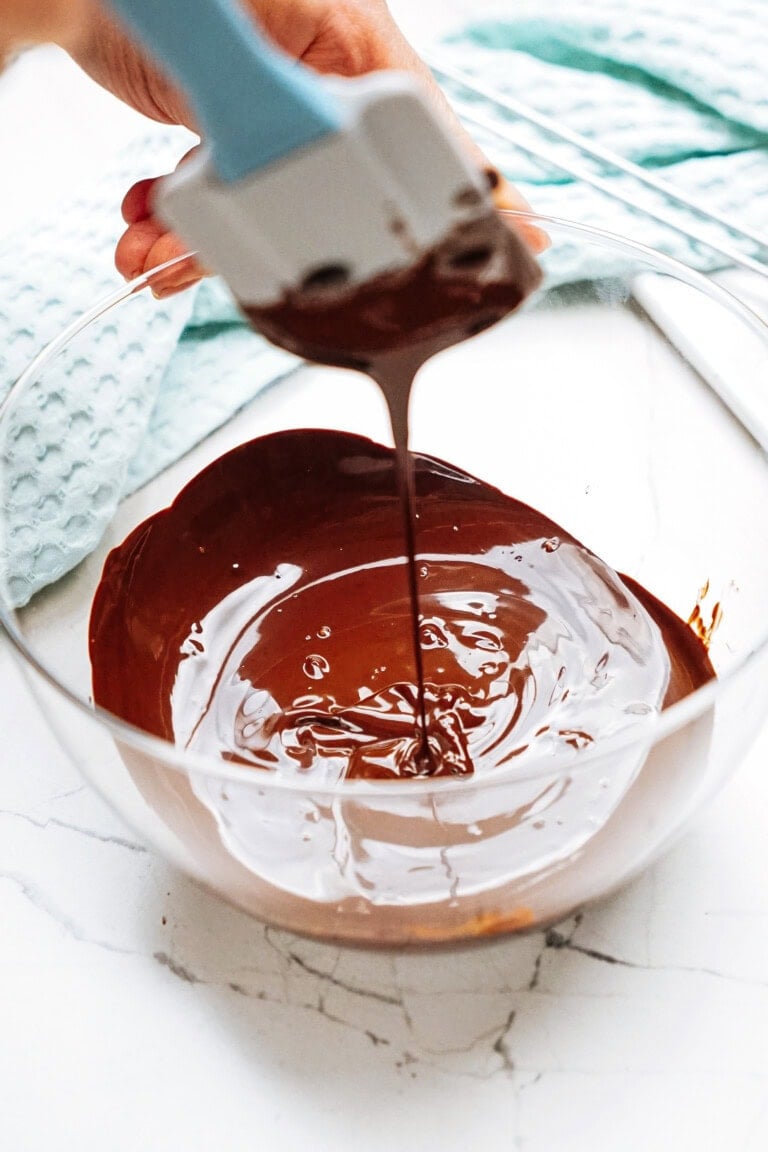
[2,210,767,798]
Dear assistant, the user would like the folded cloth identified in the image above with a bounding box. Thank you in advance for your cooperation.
[439,0,768,282]
[0,131,298,608]
[2,0,767,606]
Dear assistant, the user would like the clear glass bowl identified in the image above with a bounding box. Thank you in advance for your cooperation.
[3,213,768,946]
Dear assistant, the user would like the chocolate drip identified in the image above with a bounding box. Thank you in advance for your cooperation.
[89,214,714,780]
[90,430,714,781]
[242,213,542,771]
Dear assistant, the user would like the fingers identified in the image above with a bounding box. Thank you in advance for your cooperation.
[142,233,205,298]
[117,150,206,296]
[120,145,199,228]
[115,216,166,282]
[121,176,159,225]
[115,214,205,297]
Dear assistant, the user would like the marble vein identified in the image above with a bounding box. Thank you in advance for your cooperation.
[491,1009,517,1073]
[210,930,517,1072]
[0,807,147,852]
[283,946,402,1007]
[1,871,136,955]
[528,915,582,990]
[545,919,768,989]
[151,938,399,1050]
[154,950,201,983]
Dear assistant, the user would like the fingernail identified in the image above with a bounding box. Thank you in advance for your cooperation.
[151,276,201,300]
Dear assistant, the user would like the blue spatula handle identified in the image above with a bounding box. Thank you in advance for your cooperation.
[107,0,343,183]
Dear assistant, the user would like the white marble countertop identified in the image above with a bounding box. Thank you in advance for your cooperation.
[2,34,768,1152]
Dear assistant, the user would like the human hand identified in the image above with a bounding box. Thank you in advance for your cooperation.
[67,0,540,293]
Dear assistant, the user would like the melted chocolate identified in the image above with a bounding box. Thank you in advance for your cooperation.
[89,212,713,782]
[245,211,542,765]
[244,215,541,369]
[89,429,714,782]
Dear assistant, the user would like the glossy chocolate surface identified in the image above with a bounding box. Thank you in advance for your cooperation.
[90,213,713,780]
[90,430,714,780]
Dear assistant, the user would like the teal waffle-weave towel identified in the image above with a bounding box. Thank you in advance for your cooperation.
[2,0,767,605]
[0,131,298,608]
[439,0,768,281]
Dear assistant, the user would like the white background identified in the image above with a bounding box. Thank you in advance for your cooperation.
[2,5,768,1150]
